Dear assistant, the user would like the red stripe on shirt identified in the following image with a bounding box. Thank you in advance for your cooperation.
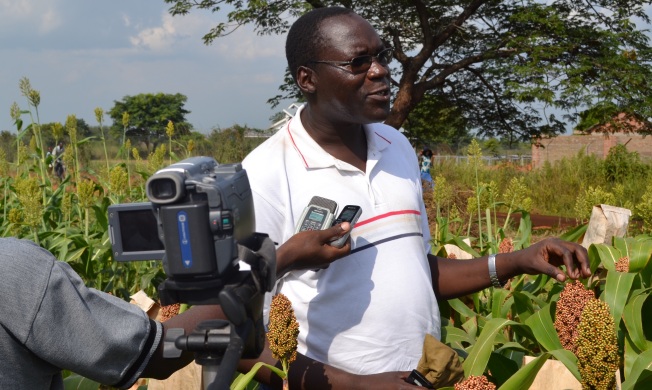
[374,131,392,144]
[355,210,421,228]
[286,118,309,168]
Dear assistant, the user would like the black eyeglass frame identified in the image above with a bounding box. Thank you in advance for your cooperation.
[308,47,394,74]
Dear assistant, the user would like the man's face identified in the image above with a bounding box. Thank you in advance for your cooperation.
[308,14,391,125]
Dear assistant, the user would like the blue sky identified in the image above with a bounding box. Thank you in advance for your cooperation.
[1,0,293,133]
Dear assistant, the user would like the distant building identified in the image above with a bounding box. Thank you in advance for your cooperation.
[532,113,652,168]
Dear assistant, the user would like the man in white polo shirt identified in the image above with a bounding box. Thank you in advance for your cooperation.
[239,6,592,389]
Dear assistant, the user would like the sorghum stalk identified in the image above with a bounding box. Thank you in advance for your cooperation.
[95,107,110,172]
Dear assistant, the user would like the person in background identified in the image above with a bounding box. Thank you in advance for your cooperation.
[238,6,592,389]
[45,146,53,167]
[52,141,64,159]
[420,148,434,188]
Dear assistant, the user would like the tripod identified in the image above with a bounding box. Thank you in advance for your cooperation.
[161,233,276,390]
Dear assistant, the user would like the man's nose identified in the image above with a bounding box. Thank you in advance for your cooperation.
[367,59,390,78]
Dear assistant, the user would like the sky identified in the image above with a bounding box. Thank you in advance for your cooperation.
[2,2,651,137]
[0,0,294,134]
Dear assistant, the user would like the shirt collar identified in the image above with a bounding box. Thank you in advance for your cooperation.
[287,104,392,170]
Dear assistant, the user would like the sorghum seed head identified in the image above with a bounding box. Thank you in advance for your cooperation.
[576,299,620,390]
[454,375,496,390]
[94,107,104,124]
[615,256,629,273]
[554,280,595,354]
[267,293,299,365]
[498,238,514,254]
[159,303,180,322]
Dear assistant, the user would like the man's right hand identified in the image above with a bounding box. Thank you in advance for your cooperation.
[275,223,352,276]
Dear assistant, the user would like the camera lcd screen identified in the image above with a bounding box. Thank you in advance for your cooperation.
[119,209,164,252]
[108,203,165,261]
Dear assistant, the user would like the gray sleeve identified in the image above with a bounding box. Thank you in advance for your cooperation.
[0,238,162,389]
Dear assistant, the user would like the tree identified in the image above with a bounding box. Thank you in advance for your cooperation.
[402,92,472,151]
[163,0,652,142]
[107,93,191,152]
[206,125,266,163]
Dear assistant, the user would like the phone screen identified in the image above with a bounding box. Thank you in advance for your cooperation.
[298,206,331,231]
[337,207,358,222]
[330,205,362,248]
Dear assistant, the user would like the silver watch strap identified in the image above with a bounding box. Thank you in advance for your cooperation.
[488,254,503,288]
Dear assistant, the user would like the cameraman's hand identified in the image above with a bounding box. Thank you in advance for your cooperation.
[275,223,352,276]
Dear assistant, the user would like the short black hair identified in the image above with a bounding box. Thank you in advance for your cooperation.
[285,6,355,83]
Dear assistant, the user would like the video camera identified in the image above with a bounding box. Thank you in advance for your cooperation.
[108,156,276,389]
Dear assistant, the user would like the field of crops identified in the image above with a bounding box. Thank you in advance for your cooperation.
[2,94,652,389]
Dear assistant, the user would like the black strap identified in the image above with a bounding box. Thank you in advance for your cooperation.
[237,233,276,293]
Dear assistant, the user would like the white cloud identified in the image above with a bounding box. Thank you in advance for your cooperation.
[130,12,210,51]
[40,8,62,33]
[1,0,61,34]
[129,11,284,60]
[0,0,33,17]
[130,14,177,51]
[216,30,280,60]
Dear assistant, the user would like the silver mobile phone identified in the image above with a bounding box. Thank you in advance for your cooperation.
[295,196,338,234]
[329,205,362,248]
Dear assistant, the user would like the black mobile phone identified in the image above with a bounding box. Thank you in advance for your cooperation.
[405,369,434,389]
[295,196,338,233]
[329,205,362,248]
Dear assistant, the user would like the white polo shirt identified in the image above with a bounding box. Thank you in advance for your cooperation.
[241,105,440,374]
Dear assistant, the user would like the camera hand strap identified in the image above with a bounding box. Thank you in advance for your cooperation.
[237,233,276,294]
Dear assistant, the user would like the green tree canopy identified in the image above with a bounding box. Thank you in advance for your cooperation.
[107,93,192,151]
[163,0,652,142]
[402,92,472,151]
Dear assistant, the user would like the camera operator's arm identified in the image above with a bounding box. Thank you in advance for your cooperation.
[275,222,353,276]
[140,305,227,379]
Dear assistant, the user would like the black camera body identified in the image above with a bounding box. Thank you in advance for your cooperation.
[109,157,276,387]
[108,156,259,305]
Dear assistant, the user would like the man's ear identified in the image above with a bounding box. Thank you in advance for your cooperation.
[296,65,317,94]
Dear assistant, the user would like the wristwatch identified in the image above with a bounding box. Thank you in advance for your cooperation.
[488,254,504,288]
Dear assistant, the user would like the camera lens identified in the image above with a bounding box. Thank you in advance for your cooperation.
[150,178,176,200]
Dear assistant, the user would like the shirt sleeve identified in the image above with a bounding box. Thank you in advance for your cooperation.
[2,239,162,389]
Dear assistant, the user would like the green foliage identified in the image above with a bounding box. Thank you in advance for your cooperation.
[434,149,651,226]
[107,93,192,152]
[439,235,652,388]
[206,125,267,164]
[636,183,652,233]
[576,101,621,132]
[403,93,472,149]
[573,186,617,221]
[604,144,650,183]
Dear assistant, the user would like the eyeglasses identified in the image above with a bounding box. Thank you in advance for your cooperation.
[308,48,393,74]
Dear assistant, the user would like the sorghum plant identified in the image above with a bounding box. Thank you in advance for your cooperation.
[268,293,299,389]
[576,299,620,390]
